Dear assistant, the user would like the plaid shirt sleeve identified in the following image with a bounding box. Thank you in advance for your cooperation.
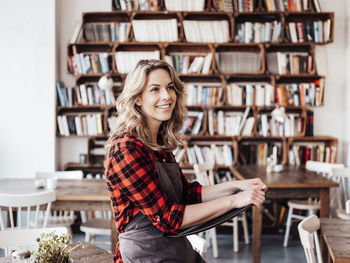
[107,138,185,234]
[180,169,202,205]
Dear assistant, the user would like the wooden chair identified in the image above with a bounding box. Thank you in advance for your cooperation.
[330,168,350,220]
[297,215,323,263]
[0,227,68,256]
[34,171,83,233]
[79,176,111,249]
[0,190,56,230]
[283,161,344,247]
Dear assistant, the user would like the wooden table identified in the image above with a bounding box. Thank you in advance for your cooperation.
[321,218,350,263]
[0,242,113,263]
[231,165,338,263]
[0,179,118,253]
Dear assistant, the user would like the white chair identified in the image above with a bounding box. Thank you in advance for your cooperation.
[193,162,250,256]
[330,167,350,220]
[187,234,208,256]
[297,215,323,263]
[0,190,56,230]
[79,176,111,248]
[283,161,344,247]
[0,227,68,256]
[34,171,83,233]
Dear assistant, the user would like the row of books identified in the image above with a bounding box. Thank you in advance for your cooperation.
[264,0,308,11]
[216,52,262,73]
[235,21,282,43]
[165,0,205,11]
[113,0,159,11]
[267,52,313,75]
[57,114,104,136]
[68,52,111,75]
[56,81,74,107]
[286,20,332,44]
[84,22,131,42]
[275,80,324,107]
[185,84,224,106]
[257,114,303,137]
[76,84,116,106]
[288,143,337,166]
[165,54,213,74]
[180,112,204,135]
[239,142,283,165]
[186,144,235,166]
[227,83,274,106]
[214,170,234,184]
[132,19,178,42]
[183,20,230,43]
[208,107,251,136]
[115,51,160,74]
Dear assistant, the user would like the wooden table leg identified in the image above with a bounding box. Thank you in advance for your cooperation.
[253,205,262,263]
[320,188,330,263]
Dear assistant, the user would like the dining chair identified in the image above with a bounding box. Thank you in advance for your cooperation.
[283,161,344,247]
[0,190,56,230]
[34,170,83,234]
[297,215,323,263]
[186,234,208,256]
[330,167,350,220]
[0,226,68,256]
[79,175,111,249]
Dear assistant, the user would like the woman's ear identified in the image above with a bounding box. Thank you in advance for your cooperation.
[136,97,142,106]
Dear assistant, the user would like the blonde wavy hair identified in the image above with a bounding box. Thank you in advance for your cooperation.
[106,59,187,151]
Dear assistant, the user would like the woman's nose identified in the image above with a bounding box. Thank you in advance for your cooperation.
[160,87,171,99]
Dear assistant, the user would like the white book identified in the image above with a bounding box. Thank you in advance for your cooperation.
[239,106,251,135]
[211,144,224,165]
[288,22,298,43]
[75,116,82,136]
[217,110,224,135]
[193,145,205,164]
[57,116,65,136]
[245,84,254,106]
[223,145,234,166]
[186,147,194,165]
[255,85,265,106]
[79,84,88,105]
[208,109,214,136]
[69,21,82,43]
[265,84,274,106]
[241,117,255,136]
[61,115,70,136]
[261,114,268,137]
[201,53,213,74]
[87,87,94,105]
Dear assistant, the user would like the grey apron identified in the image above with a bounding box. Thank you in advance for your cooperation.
[119,150,206,263]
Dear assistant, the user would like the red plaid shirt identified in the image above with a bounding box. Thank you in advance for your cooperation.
[104,132,202,263]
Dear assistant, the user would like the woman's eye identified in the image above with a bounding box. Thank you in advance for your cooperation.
[168,86,175,90]
[150,87,159,92]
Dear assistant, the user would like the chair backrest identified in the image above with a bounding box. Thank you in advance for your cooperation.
[330,167,350,211]
[0,226,68,256]
[193,161,215,186]
[186,234,208,256]
[35,170,83,180]
[35,171,83,221]
[298,215,323,263]
[0,191,56,230]
[306,161,344,176]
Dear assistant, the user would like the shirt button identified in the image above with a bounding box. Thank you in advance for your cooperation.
[156,216,160,222]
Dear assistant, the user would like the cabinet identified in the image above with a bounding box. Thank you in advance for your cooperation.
[60,0,337,177]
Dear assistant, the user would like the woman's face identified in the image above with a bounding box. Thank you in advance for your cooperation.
[136,68,177,131]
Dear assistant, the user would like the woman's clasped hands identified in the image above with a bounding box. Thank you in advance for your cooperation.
[232,178,267,208]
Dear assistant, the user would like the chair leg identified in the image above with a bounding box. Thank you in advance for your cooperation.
[85,233,91,242]
[233,217,239,252]
[283,207,293,247]
[210,228,219,258]
[241,212,250,245]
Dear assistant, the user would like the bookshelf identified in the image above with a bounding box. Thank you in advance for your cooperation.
[60,0,337,178]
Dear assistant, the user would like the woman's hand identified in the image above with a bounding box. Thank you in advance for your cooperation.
[231,186,266,208]
[235,178,267,192]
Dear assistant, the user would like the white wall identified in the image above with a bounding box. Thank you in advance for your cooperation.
[55,0,348,167]
[56,0,110,169]
[0,0,56,178]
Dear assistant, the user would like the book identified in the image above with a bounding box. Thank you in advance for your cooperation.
[70,21,82,43]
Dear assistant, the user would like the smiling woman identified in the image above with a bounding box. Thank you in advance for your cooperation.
[104,60,267,263]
